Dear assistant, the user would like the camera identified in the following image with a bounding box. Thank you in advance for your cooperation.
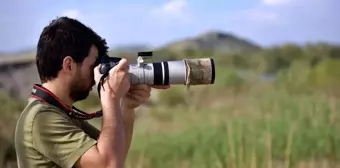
[99,51,215,85]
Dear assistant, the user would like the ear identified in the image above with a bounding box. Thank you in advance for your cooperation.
[62,56,77,75]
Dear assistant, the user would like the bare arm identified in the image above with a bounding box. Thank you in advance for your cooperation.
[75,92,125,168]
[75,59,130,168]
[80,103,136,163]
[122,107,135,160]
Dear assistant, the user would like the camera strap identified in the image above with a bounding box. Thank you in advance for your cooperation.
[30,84,102,120]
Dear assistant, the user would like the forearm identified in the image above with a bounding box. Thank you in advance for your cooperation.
[122,107,135,160]
[97,92,126,168]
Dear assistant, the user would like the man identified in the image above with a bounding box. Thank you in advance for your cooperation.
[14,16,169,168]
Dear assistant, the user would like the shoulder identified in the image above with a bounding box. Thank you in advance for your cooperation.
[21,98,65,117]
[15,98,69,142]
[14,98,72,166]
[15,98,98,168]
[15,97,77,146]
[16,98,60,126]
[16,98,69,130]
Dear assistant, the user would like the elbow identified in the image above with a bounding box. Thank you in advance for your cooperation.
[75,146,124,168]
[102,157,124,168]
[93,153,124,168]
[76,156,123,168]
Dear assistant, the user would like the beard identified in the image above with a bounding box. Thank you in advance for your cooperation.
[69,76,94,102]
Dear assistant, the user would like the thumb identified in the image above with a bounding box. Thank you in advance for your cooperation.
[115,58,129,71]
[94,64,102,85]
[94,64,102,76]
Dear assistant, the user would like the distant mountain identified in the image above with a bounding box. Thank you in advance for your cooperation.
[159,31,261,53]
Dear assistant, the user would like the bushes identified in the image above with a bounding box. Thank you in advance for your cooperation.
[155,86,188,107]
[127,89,340,168]
[274,57,340,96]
[308,58,340,94]
[0,91,25,115]
[0,92,25,168]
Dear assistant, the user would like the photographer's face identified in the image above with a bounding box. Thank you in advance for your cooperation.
[69,45,98,102]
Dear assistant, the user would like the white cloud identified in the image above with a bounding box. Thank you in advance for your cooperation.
[158,0,187,18]
[60,9,81,19]
[150,0,191,23]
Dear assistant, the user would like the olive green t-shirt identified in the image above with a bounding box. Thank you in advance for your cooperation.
[14,97,100,168]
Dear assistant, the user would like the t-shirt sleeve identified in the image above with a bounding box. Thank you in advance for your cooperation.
[32,110,97,168]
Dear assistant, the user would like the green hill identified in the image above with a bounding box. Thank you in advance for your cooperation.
[159,31,261,53]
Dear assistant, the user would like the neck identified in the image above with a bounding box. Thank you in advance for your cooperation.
[42,80,74,107]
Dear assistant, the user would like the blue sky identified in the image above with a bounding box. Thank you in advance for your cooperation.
[0,0,339,52]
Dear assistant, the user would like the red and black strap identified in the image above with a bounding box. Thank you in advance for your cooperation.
[31,84,102,120]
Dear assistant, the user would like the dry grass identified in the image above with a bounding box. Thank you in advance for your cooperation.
[120,83,340,168]
[1,63,340,168]
[1,81,340,168]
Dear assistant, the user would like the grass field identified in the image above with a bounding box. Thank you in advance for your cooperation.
[2,81,340,168]
[1,43,340,168]
[82,79,340,168]
[2,66,340,168]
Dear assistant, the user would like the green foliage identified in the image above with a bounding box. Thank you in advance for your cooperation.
[0,92,25,115]
[0,92,26,167]
[274,60,313,93]
[1,42,340,167]
[308,58,340,94]
[126,87,340,168]
[216,67,245,89]
[222,70,244,87]
[122,42,340,167]
[155,86,189,107]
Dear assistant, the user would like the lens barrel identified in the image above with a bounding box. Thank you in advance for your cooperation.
[100,54,215,85]
[128,58,215,85]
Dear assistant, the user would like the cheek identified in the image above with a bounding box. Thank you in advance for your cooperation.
[89,68,95,79]
[75,70,87,84]
[79,66,90,77]
[82,69,95,84]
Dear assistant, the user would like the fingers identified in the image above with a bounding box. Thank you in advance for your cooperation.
[129,84,151,92]
[104,58,131,98]
[93,64,102,85]
[128,87,151,97]
[126,91,150,104]
[129,84,170,90]
[115,58,129,72]
[124,84,170,108]
[93,64,101,76]
[151,85,171,89]
[108,58,129,82]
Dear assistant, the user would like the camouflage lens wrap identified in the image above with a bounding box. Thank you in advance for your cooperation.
[184,58,215,85]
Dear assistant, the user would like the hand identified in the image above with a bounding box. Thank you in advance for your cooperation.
[94,59,130,99]
[123,84,170,109]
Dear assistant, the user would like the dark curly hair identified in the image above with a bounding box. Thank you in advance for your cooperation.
[36,16,108,83]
